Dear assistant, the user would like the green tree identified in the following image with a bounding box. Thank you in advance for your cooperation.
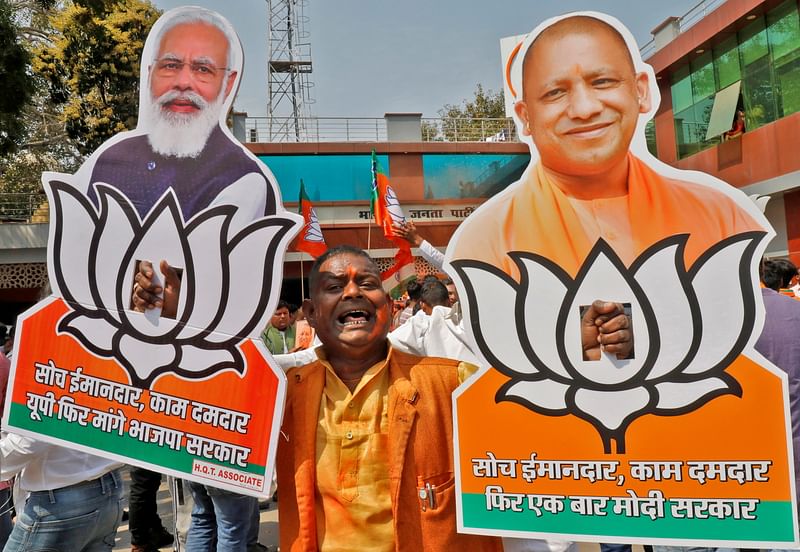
[440,84,505,119]
[427,84,512,142]
[0,0,35,155]
[0,0,62,220]
[34,0,160,154]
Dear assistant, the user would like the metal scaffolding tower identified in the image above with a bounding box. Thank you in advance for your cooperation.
[267,0,314,142]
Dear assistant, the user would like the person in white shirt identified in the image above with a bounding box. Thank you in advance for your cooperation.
[392,220,445,270]
[0,434,123,552]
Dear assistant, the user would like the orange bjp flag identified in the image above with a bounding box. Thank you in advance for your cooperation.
[296,179,326,258]
[370,151,416,298]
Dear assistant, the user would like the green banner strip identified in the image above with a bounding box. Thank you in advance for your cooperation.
[9,402,266,475]
[462,493,795,541]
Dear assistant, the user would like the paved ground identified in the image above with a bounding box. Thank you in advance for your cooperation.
[112,469,278,551]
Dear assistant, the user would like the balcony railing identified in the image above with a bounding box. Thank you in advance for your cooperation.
[640,0,727,59]
[421,118,517,143]
[0,193,48,223]
[241,116,518,143]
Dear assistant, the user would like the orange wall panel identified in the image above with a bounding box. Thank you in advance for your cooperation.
[388,153,424,201]
[672,112,800,188]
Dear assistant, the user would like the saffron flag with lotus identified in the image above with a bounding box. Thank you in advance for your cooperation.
[371,150,416,298]
[296,179,327,258]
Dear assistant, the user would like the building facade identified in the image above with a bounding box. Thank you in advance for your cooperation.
[1,0,798,317]
[645,0,800,260]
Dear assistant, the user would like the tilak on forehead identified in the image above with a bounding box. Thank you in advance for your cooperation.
[506,12,642,102]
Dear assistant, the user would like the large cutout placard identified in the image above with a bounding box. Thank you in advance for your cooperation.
[446,11,798,546]
[2,6,302,497]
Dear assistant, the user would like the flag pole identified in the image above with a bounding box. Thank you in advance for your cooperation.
[300,256,305,300]
[368,150,376,255]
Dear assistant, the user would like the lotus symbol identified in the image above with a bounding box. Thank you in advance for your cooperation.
[384,186,406,226]
[46,180,297,388]
[450,233,766,453]
[303,208,324,244]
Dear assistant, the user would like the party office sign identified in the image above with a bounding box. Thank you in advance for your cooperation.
[447,11,798,547]
[3,7,301,497]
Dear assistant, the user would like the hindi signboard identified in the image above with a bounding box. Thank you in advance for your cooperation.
[447,11,798,546]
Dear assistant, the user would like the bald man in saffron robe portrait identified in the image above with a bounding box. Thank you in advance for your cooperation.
[449,14,761,362]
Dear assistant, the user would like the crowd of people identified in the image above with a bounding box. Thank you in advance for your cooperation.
[0,6,795,552]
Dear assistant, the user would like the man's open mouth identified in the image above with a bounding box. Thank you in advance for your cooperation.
[337,310,371,327]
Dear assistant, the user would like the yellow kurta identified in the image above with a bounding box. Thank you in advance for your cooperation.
[314,348,393,552]
[313,347,477,552]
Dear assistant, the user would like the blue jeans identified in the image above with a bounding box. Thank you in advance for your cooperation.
[601,545,632,552]
[247,498,260,546]
[0,487,12,549]
[185,482,257,552]
[3,469,123,552]
[653,545,737,552]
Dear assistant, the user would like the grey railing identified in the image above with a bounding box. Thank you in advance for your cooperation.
[421,118,517,143]
[241,116,518,143]
[0,193,48,223]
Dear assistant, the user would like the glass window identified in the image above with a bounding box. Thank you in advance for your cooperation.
[776,56,800,117]
[714,36,741,89]
[768,0,800,117]
[739,18,769,67]
[669,1,799,159]
[767,0,800,64]
[645,120,658,158]
[422,154,529,199]
[693,96,715,141]
[674,106,694,158]
[691,52,716,101]
[259,153,390,202]
[674,97,718,159]
[671,65,693,113]
[741,55,777,130]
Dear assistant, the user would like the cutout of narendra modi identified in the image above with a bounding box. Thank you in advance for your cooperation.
[75,6,277,224]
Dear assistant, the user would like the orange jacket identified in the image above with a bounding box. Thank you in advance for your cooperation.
[276,348,503,552]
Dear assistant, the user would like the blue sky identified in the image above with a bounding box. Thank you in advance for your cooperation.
[153,0,703,118]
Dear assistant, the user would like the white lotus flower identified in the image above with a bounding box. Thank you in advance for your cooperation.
[385,186,406,225]
[46,180,297,388]
[452,233,766,453]
[303,208,324,243]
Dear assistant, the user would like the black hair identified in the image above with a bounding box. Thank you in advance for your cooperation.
[275,299,291,312]
[405,279,422,301]
[420,280,449,308]
[308,245,377,294]
[761,258,798,291]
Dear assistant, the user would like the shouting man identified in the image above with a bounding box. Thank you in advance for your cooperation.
[276,246,502,551]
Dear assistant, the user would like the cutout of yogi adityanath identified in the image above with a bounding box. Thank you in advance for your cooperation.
[448,13,760,361]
